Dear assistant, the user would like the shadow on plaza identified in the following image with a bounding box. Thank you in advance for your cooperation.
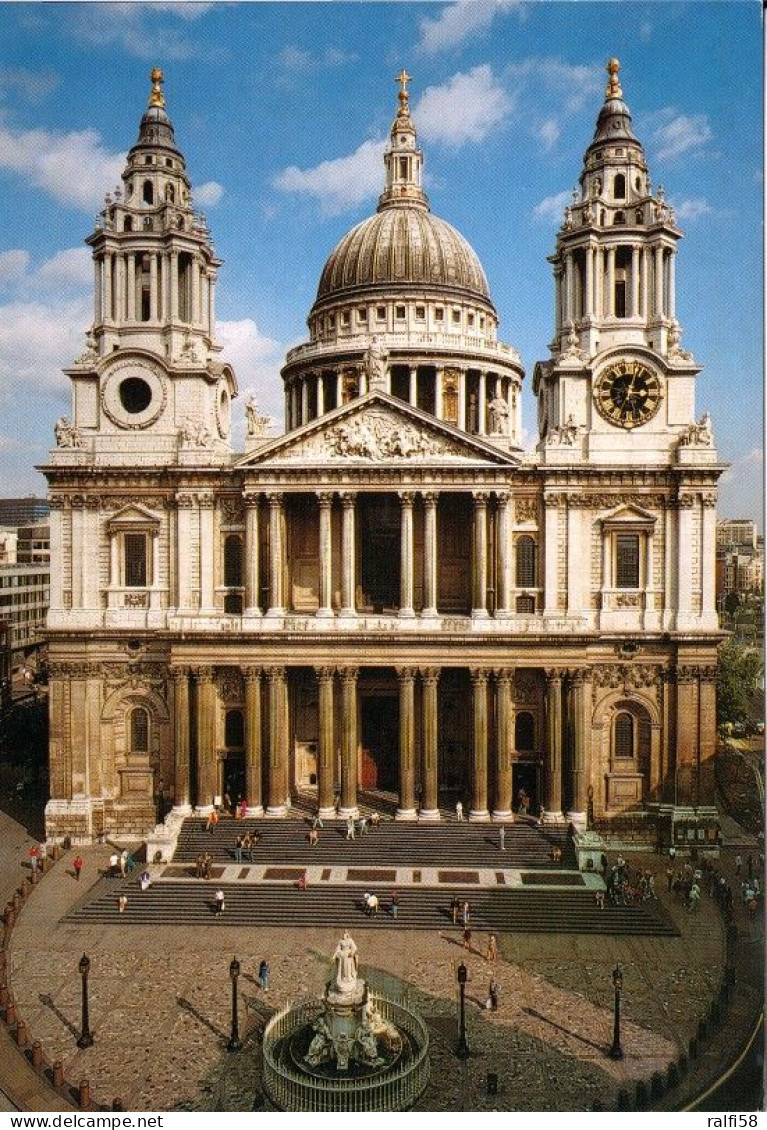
[38,993,79,1039]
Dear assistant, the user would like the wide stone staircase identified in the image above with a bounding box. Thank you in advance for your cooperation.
[62,817,679,937]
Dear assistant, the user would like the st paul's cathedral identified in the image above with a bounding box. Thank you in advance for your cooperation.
[42,61,724,845]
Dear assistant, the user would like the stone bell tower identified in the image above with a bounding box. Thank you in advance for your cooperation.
[533,59,715,469]
[54,68,236,468]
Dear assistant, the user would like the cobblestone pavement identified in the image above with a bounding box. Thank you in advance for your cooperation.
[8,844,753,1112]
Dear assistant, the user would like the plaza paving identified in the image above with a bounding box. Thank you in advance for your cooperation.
[2,816,762,1112]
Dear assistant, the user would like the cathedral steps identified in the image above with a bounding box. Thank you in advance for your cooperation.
[171,817,575,870]
[62,877,678,936]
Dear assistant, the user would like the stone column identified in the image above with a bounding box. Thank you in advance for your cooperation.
[244,667,263,815]
[316,667,336,818]
[543,494,560,615]
[170,253,179,320]
[470,670,490,820]
[542,670,563,821]
[566,669,588,826]
[340,492,357,615]
[654,245,664,316]
[70,500,83,608]
[399,492,415,618]
[606,247,616,317]
[496,491,512,617]
[316,372,325,416]
[409,366,418,407]
[668,250,676,320]
[317,492,334,617]
[175,495,194,612]
[94,256,103,324]
[266,667,289,816]
[677,495,694,622]
[301,379,309,425]
[641,246,650,319]
[420,668,440,820]
[566,497,582,614]
[244,493,261,616]
[477,371,487,435]
[171,668,192,812]
[266,493,286,615]
[554,265,562,336]
[339,668,359,818]
[435,369,444,420]
[422,492,438,617]
[198,493,216,614]
[701,493,717,617]
[191,260,201,325]
[127,253,136,322]
[195,667,217,810]
[565,252,574,322]
[396,668,417,819]
[149,254,159,322]
[698,666,717,805]
[458,369,467,431]
[630,245,640,318]
[585,246,594,317]
[471,492,489,618]
[674,665,697,805]
[493,670,513,818]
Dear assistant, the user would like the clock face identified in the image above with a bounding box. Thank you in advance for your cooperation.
[594,360,662,429]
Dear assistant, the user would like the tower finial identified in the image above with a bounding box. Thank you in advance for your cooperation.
[395,68,412,117]
[605,58,622,100]
[149,67,165,109]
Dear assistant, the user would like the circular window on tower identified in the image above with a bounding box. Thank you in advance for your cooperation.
[119,377,152,414]
[101,359,166,429]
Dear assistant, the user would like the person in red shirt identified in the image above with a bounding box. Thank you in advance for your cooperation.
[73,855,84,881]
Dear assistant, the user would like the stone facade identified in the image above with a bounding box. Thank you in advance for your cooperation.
[42,64,723,842]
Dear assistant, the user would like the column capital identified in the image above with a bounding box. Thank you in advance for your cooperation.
[317,491,334,508]
[399,491,415,506]
[265,665,287,682]
[422,491,438,506]
[197,492,215,510]
[495,490,510,506]
[315,666,336,683]
[420,667,440,685]
[266,492,284,509]
[339,666,359,684]
[244,492,261,509]
[567,667,587,686]
[494,668,514,686]
[339,491,357,508]
[470,669,490,687]
[191,665,214,684]
[544,668,563,684]
[396,666,417,685]
[170,666,192,683]
[243,665,262,683]
[472,491,490,506]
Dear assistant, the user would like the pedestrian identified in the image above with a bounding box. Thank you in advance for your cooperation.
[73,855,83,882]
[648,874,656,899]
[367,893,379,916]
[28,845,39,871]
[259,960,269,991]
[688,883,701,912]
[297,872,308,890]
[119,850,128,878]
[595,890,605,909]
[370,811,381,828]
[312,812,324,830]
[109,851,119,878]
[214,888,225,915]
[346,816,355,840]
[139,870,151,891]
[499,824,505,852]
[666,866,674,892]
[308,827,319,846]
[486,933,498,962]
[450,895,460,925]
[461,900,470,927]
[735,854,742,875]
[390,891,399,919]
[463,925,472,951]
[203,852,212,879]
[668,844,676,862]
[118,894,128,914]
[455,800,463,822]
[207,809,219,834]
[126,850,136,872]
[234,835,244,863]
[489,978,499,1011]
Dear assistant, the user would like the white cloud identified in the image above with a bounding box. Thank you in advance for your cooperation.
[35,247,92,288]
[533,189,570,223]
[0,297,91,396]
[648,110,713,161]
[0,66,59,104]
[419,0,524,54]
[194,181,224,208]
[0,250,30,288]
[278,45,357,73]
[71,4,220,62]
[217,318,285,429]
[273,138,386,215]
[505,57,600,116]
[673,198,713,221]
[414,66,512,146]
[538,119,560,150]
[0,121,124,211]
[718,447,764,526]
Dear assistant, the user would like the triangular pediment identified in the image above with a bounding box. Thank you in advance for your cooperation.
[600,502,657,527]
[237,392,520,468]
[106,503,161,529]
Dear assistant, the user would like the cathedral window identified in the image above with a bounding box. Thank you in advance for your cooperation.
[142,180,154,205]
[123,216,133,232]
[130,707,149,754]
[615,533,640,588]
[467,313,474,327]
[341,311,350,327]
[515,712,535,752]
[142,216,153,231]
[119,377,152,414]
[165,158,173,168]
[376,306,385,321]
[452,309,461,324]
[614,712,634,759]
[613,211,625,225]
[223,534,243,588]
[516,594,535,614]
[123,533,148,588]
[613,173,626,199]
[395,305,406,320]
[515,536,537,588]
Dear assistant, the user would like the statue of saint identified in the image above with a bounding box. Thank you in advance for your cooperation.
[54,416,83,449]
[245,395,260,437]
[488,395,509,435]
[365,338,387,390]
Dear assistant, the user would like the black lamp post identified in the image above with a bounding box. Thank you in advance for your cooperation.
[77,954,94,1048]
[608,963,623,1060]
[228,957,242,1052]
[456,961,469,1059]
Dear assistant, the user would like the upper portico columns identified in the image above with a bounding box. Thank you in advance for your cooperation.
[266,493,286,616]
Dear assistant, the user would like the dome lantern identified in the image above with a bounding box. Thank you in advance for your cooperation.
[378,69,429,212]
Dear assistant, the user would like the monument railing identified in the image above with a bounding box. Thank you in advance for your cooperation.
[262,992,430,1112]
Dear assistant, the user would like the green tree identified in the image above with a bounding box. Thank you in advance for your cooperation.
[716,639,764,726]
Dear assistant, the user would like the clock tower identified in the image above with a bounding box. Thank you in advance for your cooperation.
[533,59,715,469]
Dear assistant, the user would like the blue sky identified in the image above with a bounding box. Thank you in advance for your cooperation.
[0,1,762,523]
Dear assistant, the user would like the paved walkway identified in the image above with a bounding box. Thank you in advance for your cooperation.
[3,832,762,1112]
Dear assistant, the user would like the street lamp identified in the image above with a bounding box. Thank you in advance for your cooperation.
[456,961,469,1059]
[608,963,623,1060]
[227,957,242,1052]
[77,954,94,1049]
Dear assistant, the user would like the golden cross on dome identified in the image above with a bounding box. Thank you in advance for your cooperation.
[395,68,412,114]
[149,67,165,108]
[605,58,622,100]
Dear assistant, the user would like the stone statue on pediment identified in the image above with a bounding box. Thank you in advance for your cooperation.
[54,416,84,449]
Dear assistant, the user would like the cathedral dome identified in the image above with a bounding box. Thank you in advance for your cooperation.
[313,206,492,309]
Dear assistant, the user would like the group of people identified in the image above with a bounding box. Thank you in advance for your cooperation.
[232,831,261,862]
[195,852,214,879]
[345,811,381,839]
[603,856,656,907]
[108,849,136,878]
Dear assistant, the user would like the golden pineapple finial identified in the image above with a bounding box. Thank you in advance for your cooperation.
[605,58,622,100]
[149,67,165,109]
